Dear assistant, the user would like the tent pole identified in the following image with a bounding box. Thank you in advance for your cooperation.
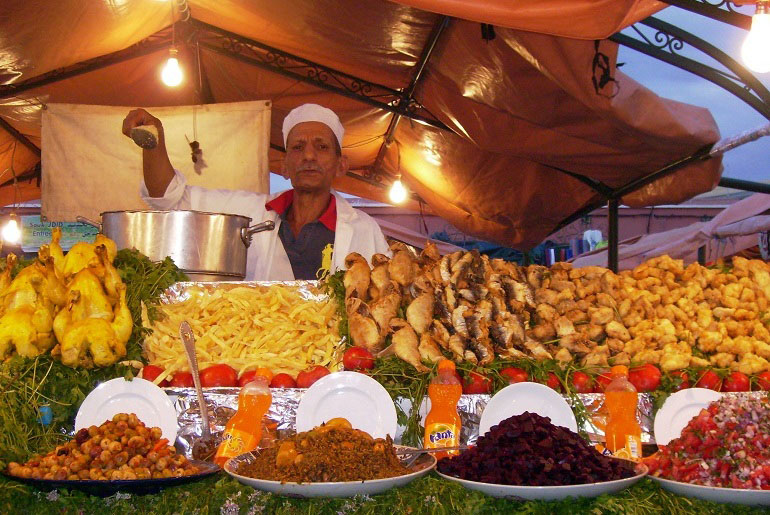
[608,199,619,273]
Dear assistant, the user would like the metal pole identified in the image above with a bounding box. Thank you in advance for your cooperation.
[697,245,706,265]
[608,199,619,273]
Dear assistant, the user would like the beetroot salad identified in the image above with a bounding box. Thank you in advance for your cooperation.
[646,395,770,489]
[437,412,634,486]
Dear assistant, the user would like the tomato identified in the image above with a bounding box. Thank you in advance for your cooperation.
[722,371,750,392]
[544,372,562,391]
[499,367,528,384]
[570,371,594,393]
[342,347,375,371]
[296,365,330,388]
[594,372,612,392]
[169,372,194,388]
[628,364,661,392]
[199,364,238,387]
[141,365,169,386]
[755,371,770,391]
[695,369,722,391]
[669,370,691,392]
[463,371,492,394]
[270,373,297,388]
[238,370,258,387]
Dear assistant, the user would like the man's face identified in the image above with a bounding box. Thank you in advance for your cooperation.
[282,121,347,193]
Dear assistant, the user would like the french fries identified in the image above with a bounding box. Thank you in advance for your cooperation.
[142,284,341,381]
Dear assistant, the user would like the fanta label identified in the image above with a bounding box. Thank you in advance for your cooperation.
[425,422,460,453]
[215,428,259,460]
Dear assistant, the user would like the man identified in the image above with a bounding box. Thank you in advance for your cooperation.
[122,104,389,280]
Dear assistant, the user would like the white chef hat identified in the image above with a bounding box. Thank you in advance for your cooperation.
[282,104,345,149]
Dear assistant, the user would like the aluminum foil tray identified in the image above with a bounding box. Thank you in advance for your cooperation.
[166,388,664,458]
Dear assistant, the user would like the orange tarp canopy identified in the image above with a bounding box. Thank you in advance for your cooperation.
[0,0,721,248]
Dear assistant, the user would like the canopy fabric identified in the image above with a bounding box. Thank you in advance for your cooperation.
[572,194,770,270]
[0,0,722,248]
[390,0,665,39]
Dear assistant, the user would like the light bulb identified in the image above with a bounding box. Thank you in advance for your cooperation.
[742,3,770,73]
[389,179,408,204]
[161,48,183,86]
[2,218,20,243]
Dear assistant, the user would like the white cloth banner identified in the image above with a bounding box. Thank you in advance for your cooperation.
[41,101,271,222]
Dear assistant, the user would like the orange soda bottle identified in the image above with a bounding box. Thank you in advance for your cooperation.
[604,365,642,461]
[424,359,462,459]
[214,368,273,466]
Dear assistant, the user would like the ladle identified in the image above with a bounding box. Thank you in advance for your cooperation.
[180,320,218,461]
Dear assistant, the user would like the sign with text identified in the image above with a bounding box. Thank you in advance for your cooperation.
[21,215,99,252]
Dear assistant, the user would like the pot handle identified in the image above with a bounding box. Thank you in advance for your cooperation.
[241,220,275,247]
[76,216,102,232]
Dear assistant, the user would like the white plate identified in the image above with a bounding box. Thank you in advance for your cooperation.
[295,371,397,438]
[224,446,435,498]
[650,476,770,506]
[75,377,177,442]
[478,382,577,435]
[437,462,647,501]
[653,388,722,446]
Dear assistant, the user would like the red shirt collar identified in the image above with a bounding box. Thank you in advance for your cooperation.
[265,190,337,232]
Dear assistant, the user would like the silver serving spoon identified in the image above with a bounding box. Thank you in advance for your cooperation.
[180,320,218,461]
[396,445,469,467]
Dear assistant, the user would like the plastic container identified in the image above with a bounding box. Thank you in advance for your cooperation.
[214,368,273,466]
[604,365,641,461]
[424,360,462,460]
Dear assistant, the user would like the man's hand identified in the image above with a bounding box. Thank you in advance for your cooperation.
[122,108,175,197]
[122,108,164,139]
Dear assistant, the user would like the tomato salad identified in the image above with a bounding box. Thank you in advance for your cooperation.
[646,395,770,489]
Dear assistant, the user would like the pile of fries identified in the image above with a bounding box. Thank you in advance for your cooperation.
[142,284,341,380]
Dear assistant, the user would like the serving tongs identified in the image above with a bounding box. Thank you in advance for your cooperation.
[396,445,469,467]
[180,320,219,461]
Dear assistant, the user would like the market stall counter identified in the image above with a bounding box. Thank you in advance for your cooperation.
[2,233,770,513]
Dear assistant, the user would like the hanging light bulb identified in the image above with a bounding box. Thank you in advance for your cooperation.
[742,1,770,73]
[161,47,183,87]
[389,177,408,204]
[2,214,20,244]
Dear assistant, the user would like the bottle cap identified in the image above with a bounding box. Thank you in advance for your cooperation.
[437,359,456,372]
[253,367,274,382]
[610,365,628,378]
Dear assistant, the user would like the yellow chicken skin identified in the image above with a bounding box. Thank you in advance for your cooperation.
[57,283,131,368]
[0,248,67,359]
[60,233,118,279]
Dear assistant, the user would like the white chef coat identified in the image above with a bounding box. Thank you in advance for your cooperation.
[139,169,391,280]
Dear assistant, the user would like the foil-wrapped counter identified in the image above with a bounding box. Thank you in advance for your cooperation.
[167,388,659,458]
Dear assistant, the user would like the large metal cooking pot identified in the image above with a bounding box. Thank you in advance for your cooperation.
[77,210,275,281]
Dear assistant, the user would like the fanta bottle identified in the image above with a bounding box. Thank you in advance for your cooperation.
[214,368,273,466]
[424,359,462,459]
[604,365,642,461]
